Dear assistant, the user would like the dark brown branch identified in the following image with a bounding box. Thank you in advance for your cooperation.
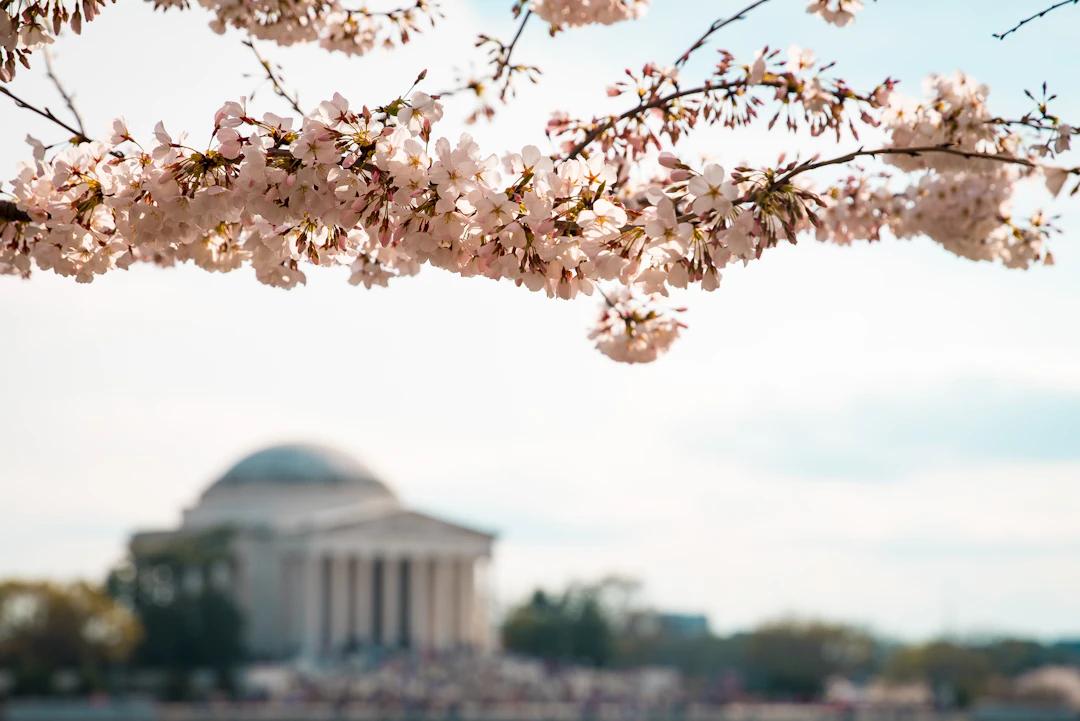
[0,86,91,144]
[497,9,533,101]
[564,80,783,160]
[243,40,304,116]
[993,0,1079,39]
[435,9,536,102]
[43,48,87,137]
[566,0,775,160]
[772,145,1041,188]
[339,0,427,17]
[0,200,31,223]
[675,0,774,68]
[565,83,725,158]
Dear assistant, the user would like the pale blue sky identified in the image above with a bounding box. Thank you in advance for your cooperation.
[1,0,1079,640]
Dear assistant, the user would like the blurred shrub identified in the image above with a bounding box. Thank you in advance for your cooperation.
[0,580,140,695]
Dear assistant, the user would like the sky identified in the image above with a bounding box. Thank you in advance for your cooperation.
[2,0,1080,641]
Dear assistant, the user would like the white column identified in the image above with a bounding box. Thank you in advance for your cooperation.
[300,552,321,661]
[381,554,400,646]
[474,556,493,651]
[431,556,454,650]
[457,557,475,648]
[426,559,438,650]
[354,555,373,644]
[409,556,429,651]
[278,556,294,656]
[330,554,350,654]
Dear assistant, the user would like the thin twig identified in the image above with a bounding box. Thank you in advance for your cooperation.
[993,0,1079,39]
[675,0,774,68]
[772,145,1042,188]
[564,79,783,160]
[243,40,305,116]
[497,9,533,100]
[565,0,774,160]
[42,47,87,136]
[596,284,618,309]
[565,84,720,159]
[0,85,90,143]
[436,9,536,102]
[338,0,426,17]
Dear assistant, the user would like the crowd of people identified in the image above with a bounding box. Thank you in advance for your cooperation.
[257,653,690,720]
[215,651,930,721]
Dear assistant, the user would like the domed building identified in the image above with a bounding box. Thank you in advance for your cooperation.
[129,444,495,661]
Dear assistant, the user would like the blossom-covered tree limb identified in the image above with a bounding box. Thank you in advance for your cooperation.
[556,50,893,163]
[1,64,1072,361]
[4,0,1079,364]
[0,0,112,82]
[148,0,441,56]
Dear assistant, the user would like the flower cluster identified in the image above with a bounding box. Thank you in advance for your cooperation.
[589,288,684,363]
[813,73,1058,270]
[1,0,110,82]
[805,0,863,27]
[883,73,1004,172]
[550,46,895,168]
[817,168,1051,270]
[147,0,439,56]
[530,0,647,29]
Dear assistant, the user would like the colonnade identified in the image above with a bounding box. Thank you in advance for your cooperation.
[292,553,481,658]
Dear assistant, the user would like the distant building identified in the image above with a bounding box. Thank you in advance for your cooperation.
[129,444,495,661]
[656,613,710,638]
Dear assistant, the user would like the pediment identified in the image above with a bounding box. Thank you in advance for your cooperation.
[315,509,495,546]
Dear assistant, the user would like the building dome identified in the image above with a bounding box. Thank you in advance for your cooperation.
[207,443,392,496]
[184,444,397,530]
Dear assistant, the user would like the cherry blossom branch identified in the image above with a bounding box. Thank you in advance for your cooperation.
[563,82,742,159]
[562,66,877,161]
[338,0,426,17]
[243,40,304,116]
[1,79,1065,362]
[771,144,1042,188]
[0,85,91,144]
[993,0,1079,39]
[42,48,87,137]
[0,0,113,82]
[564,4,781,159]
[675,0,773,68]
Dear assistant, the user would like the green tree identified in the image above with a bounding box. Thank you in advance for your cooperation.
[0,580,141,695]
[571,595,614,666]
[740,620,878,700]
[107,528,244,698]
[980,638,1057,677]
[884,640,993,708]
[501,586,614,666]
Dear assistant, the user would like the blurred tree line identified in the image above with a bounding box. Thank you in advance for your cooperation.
[0,529,243,699]
[4,566,1080,708]
[0,581,140,695]
[500,577,1080,707]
